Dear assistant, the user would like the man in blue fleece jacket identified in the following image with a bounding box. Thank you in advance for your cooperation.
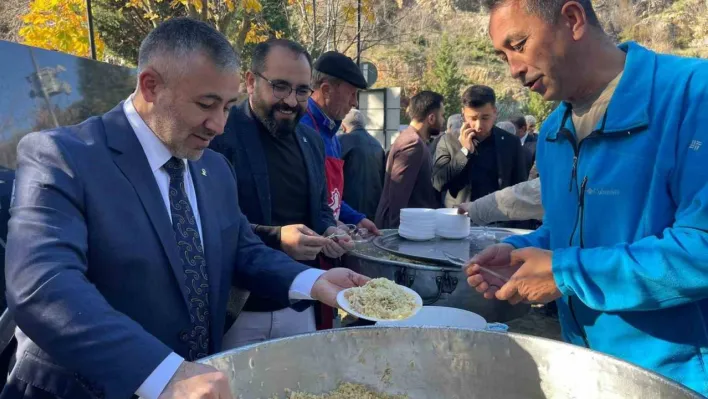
[468,0,708,395]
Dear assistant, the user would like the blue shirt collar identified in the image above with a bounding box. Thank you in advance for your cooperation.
[307,98,341,137]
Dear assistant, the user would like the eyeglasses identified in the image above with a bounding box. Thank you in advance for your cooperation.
[253,72,313,102]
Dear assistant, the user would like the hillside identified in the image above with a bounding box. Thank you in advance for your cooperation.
[369,0,708,121]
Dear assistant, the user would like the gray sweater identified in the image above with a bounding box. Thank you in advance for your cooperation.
[466,178,543,225]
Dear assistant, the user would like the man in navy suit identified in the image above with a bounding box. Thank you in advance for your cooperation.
[210,39,354,348]
[3,18,368,399]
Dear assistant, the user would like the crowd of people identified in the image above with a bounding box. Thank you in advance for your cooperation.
[0,0,707,398]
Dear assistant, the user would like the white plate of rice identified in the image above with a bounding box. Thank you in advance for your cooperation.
[337,278,423,322]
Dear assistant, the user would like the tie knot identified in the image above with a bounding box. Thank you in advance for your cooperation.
[164,157,185,180]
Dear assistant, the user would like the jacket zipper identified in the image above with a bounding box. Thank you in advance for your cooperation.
[569,176,590,347]
[553,108,642,349]
[559,128,592,348]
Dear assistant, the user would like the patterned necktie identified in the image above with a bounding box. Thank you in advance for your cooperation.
[164,157,210,360]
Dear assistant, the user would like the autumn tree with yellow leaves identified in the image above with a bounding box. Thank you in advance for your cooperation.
[20,0,285,64]
[19,0,106,58]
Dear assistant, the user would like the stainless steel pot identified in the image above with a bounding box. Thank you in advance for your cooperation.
[201,327,701,399]
[343,230,530,322]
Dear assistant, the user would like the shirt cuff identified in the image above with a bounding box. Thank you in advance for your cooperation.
[461,147,469,156]
[136,352,184,399]
[289,268,326,300]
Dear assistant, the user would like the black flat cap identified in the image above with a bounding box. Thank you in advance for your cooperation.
[314,51,368,89]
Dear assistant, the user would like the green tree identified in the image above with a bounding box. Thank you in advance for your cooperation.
[239,0,297,72]
[92,0,281,65]
[523,91,557,128]
[423,34,465,118]
[93,0,180,64]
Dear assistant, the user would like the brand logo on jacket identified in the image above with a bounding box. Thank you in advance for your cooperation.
[329,188,342,219]
[689,140,702,151]
[586,187,620,196]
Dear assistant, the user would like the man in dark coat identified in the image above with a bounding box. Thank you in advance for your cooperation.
[511,114,537,177]
[339,109,385,221]
[209,39,354,348]
[433,85,527,209]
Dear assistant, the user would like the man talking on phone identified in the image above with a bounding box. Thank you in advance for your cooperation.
[433,85,527,210]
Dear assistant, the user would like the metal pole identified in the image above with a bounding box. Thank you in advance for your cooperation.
[356,0,361,65]
[312,0,316,52]
[86,0,97,60]
[29,49,60,128]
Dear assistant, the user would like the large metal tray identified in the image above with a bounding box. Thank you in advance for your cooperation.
[372,227,517,266]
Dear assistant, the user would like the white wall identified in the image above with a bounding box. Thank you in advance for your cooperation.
[358,87,401,150]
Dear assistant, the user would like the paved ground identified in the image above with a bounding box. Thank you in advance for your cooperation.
[506,305,562,341]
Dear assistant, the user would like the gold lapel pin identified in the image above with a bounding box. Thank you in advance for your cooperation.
[201,169,207,176]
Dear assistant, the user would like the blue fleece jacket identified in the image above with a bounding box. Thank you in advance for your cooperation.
[300,98,366,225]
[504,42,708,395]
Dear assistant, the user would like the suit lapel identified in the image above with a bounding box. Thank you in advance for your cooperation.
[237,103,272,224]
[295,127,320,230]
[103,104,191,311]
[187,160,222,340]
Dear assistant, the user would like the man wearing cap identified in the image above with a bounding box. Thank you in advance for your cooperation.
[300,52,380,236]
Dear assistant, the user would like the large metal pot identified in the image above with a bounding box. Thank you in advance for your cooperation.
[343,229,530,322]
[201,327,701,399]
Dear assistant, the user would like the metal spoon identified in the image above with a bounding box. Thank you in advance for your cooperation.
[441,251,510,283]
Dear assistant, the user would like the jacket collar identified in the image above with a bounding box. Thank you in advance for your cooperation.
[103,104,220,329]
[231,100,323,231]
[547,41,654,140]
[307,97,340,137]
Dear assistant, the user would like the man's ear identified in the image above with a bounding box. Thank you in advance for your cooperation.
[560,1,590,41]
[427,112,436,126]
[245,71,257,95]
[138,67,164,103]
[320,81,332,100]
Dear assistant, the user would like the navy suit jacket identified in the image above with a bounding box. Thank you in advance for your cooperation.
[3,104,310,399]
[210,101,336,237]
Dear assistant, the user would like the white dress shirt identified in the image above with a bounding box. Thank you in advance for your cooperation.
[123,97,324,398]
[520,133,529,146]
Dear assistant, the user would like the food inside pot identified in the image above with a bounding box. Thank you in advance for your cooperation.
[285,382,407,399]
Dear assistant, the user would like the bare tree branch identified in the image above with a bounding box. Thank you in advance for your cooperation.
[234,17,252,51]
[200,0,208,22]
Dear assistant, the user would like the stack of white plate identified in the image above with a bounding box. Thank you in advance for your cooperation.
[398,208,436,241]
[435,208,471,239]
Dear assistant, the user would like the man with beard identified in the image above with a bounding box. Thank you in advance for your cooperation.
[433,85,527,209]
[210,39,354,348]
[375,91,445,229]
[300,52,379,235]
[467,0,708,394]
[2,19,369,399]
